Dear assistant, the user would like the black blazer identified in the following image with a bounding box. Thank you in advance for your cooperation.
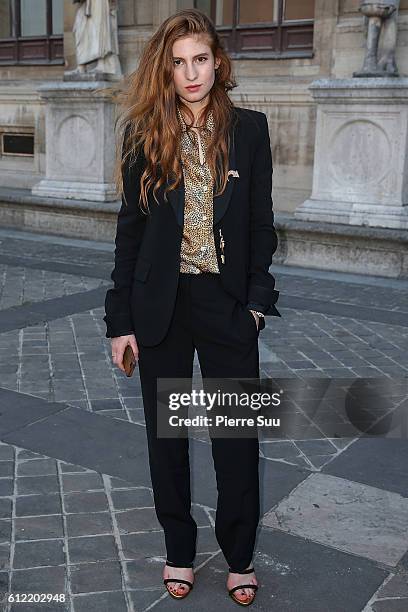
[103,106,281,346]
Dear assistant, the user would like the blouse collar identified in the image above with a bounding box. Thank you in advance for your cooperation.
[176,103,215,135]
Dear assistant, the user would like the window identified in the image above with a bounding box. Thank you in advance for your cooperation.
[195,0,315,58]
[2,132,34,156]
[0,0,63,65]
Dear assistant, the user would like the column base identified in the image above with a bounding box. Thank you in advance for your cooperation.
[32,179,118,202]
[295,199,408,230]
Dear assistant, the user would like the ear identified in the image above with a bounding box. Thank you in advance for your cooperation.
[215,57,221,70]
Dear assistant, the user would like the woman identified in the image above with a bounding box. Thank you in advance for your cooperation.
[103,8,280,606]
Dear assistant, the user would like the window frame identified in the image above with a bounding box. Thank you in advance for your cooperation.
[199,0,314,59]
[0,0,64,66]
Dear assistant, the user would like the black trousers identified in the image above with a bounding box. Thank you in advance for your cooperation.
[137,272,260,572]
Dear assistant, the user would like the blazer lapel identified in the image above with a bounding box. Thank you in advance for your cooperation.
[167,179,185,227]
[213,126,236,226]
[167,119,237,228]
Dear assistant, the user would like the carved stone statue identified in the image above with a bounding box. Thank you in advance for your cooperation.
[65,0,122,80]
[354,0,400,77]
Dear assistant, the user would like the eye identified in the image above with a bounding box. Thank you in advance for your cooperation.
[173,59,183,66]
[197,56,207,62]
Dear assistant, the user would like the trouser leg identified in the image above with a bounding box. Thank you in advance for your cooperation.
[190,273,261,572]
[137,275,196,566]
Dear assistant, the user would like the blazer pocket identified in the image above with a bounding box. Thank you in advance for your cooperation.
[133,256,152,283]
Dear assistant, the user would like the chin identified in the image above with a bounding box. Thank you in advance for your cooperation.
[181,90,209,102]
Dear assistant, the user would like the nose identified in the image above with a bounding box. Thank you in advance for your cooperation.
[185,62,198,81]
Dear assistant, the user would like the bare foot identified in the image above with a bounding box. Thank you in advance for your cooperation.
[227,566,258,603]
[163,564,194,597]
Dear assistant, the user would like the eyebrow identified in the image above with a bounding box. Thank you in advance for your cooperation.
[172,52,209,60]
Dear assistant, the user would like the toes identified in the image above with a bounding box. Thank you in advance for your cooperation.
[234,587,255,601]
[167,581,189,595]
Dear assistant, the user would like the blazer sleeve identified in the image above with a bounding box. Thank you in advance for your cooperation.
[103,127,147,338]
[246,112,281,317]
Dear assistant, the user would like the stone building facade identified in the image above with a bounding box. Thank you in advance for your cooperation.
[0,1,407,277]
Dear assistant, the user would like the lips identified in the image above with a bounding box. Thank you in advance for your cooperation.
[186,85,201,91]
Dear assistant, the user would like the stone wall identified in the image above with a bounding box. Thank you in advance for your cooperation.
[0,0,407,213]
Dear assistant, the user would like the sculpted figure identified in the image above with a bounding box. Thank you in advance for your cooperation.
[67,0,121,78]
[354,1,400,76]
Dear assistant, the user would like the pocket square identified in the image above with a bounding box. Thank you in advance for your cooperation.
[227,169,240,179]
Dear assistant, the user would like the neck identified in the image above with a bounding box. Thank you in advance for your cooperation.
[179,92,210,125]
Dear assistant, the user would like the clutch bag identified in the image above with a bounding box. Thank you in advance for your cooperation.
[123,345,136,377]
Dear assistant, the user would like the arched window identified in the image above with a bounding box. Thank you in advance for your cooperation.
[0,0,63,64]
[195,0,315,58]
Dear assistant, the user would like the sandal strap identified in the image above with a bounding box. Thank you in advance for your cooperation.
[228,567,255,574]
[166,559,194,568]
[229,584,258,594]
[164,578,194,589]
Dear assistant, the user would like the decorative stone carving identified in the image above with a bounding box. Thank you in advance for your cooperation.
[32,82,118,202]
[354,0,400,77]
[294,78,408,230]
[64,0,122,81]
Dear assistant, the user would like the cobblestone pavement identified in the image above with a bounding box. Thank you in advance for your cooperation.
[0,227,407,611]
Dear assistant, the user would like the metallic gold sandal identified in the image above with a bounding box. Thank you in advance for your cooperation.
[163,560,194,600]
[228,566,258,606]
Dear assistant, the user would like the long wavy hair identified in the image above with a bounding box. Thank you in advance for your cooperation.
[113,8,238,212]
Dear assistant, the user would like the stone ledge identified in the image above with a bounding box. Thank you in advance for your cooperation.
[275,213,408,279]
[276,212,408,243]
[0,187,120,213]
[0,187,120,242]
[0,188,407,278]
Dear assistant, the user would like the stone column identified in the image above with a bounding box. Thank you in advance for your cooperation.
[294,78,408,230]
[32,81,118,202]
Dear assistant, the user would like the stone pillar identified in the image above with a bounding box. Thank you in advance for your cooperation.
[294,78,408,229]
[32,81,118,202]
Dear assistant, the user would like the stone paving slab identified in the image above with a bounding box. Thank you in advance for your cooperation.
[323,438,408,498]
[0,390,150,486]
[377,573,408,598]
[363,570,408,612]
[277,293,408,328]
[371,601,408,612]
[0,286,109,334]
[0,388,66,437]
[0,262,107,311]
[263,472,408,566]
[0,255,109,284]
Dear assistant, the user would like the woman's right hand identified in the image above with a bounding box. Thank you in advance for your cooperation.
[111,334,139,374]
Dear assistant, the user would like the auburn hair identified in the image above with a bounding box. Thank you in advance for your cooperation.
[112,8,238,212]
